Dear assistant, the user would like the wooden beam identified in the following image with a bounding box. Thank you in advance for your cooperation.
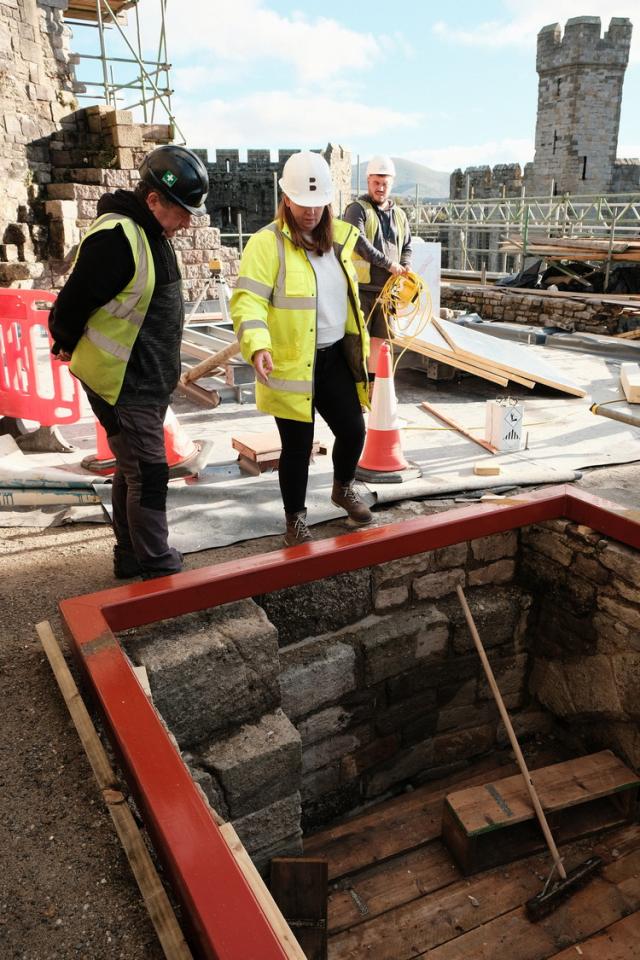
[271,857,328,960]
[35,620,193,960]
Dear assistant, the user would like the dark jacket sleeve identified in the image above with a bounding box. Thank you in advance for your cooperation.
[49,226,135,354]
[343,201,393,271]
[400,214,413,268]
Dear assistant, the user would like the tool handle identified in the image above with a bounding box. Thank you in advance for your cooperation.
[456,584,567,880]
[181,339,240,384]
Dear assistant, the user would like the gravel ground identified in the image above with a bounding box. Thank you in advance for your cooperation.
[2,419,639,957]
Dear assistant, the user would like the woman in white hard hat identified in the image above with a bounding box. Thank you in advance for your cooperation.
[231,150,372,546]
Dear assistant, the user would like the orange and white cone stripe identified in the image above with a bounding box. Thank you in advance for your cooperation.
[358,342,410,473]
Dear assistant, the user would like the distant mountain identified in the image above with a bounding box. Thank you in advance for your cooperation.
[351,157,450,200]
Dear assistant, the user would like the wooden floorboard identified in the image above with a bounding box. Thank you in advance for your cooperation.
[547,911,640,959]
[316,749,640,960]
[306,750,564,881]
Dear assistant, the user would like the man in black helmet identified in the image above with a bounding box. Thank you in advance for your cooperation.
[49,144,209,580]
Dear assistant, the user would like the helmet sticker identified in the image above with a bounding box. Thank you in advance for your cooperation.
[161,170,178,187]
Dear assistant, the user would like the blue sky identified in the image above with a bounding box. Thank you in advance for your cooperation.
[73,0,640,173]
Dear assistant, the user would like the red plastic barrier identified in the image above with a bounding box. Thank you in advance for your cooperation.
[0,288,81,426]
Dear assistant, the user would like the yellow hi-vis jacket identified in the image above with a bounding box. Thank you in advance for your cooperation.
[351,198,408,286]
[231,218,370,423]
[70,214,155,405]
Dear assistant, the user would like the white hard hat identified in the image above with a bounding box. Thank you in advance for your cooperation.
[279,151,334,207]
[367,154,396,177]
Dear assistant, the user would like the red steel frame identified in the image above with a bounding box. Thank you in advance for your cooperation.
[59,485,640,959]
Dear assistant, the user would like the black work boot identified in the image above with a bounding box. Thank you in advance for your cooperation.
[113,546,142,579]
[331,480,373,526]
[283,510,314,547]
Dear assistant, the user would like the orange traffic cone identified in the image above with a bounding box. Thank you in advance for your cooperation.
[356,342,421,483]
[82,406,212,478]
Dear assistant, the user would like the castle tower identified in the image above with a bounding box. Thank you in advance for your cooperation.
[526,17,632,196]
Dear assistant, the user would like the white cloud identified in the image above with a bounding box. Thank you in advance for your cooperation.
[139,0,380,84]
[175,90,421,154]
[433,1,640,62]
[404,138,535,173]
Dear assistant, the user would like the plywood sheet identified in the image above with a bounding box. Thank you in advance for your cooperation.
[433,317,587,397]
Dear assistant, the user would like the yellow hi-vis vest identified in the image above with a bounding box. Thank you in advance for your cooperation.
[351,198,408,286]
[231,218,369,423]
[70,214,155,405]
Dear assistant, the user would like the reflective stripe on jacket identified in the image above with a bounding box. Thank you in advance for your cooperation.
[231,218,369,423]
[351,198,407,285]
[70,214,155,405]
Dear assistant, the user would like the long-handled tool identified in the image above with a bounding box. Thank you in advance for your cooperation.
[455,584,602,921]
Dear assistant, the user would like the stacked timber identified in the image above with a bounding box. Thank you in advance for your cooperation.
[394,317,586,397]
[500,235,640,262]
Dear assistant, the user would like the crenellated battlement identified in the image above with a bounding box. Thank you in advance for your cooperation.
[537,16,632,73]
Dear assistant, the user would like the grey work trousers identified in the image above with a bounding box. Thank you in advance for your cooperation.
[88,394,182,577]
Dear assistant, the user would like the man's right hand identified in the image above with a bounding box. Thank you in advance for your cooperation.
[252,349,273,385]
[389,262,409,276]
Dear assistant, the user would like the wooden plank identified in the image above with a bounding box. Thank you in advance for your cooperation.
[620,363,640,403]
[433,317,587,397]
[417,863,640,960]
[271,857,328,960]
[328,840,459,934]
[394,333,510,387]
[547,911,640,960]
[446,751,639,835]
[35,621,193,960]
[305,754,565,881]
[219,824,307,960]
[420,402,498,454]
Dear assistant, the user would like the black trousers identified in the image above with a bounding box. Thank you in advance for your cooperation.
[275,342,365,515]
[87,392,182,576]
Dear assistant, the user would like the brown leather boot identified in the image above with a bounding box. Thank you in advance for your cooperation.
[284,510,314,547]
[331,480,373,526]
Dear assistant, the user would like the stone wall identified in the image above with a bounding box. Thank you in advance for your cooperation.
[200,143,352,235]
[124,518,640,868]
[441,285,633,335]
[521,519,640,770]
[125,530,538,867]
[0,0,75,285]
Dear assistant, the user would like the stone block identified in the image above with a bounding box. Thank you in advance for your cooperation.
[102,110,133,127]
[413,568,465,601]
[280,640,356,721]
[258,568,372,647]
[521,527,574,566]
[125,600,280,748]
[365,739,434,798]
[302,764,340,802]
[109,124,143,148]
[470,531,518,562]
[115,148,134,170]
[232,793,302,872]
[477,653,528,701]
[495,709,554,746]
[362,607,448,685]
[199,709,301,818]
[374,584,409,611]
[437,700,498,733]
[297,705,354,746]
[598,594,640,631]
[432,722,496,765]
[44,199,78,220]
[340,734,398,780]
[594,611,640,655]
[562,656,624,721]
[184,757,229,820]
[450,586,524,655]
[376,688,437,736]
[573,553,609,586]
[468,559,515,586]
[611,654,640,720]
[0,263,30,282]
[302,728,367,775]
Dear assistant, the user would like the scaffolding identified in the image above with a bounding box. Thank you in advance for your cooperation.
[64,0,185,141]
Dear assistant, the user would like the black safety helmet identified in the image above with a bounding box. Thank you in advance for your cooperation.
[139,145,209,216]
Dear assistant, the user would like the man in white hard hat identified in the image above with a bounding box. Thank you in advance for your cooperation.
[343,155,412,379]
